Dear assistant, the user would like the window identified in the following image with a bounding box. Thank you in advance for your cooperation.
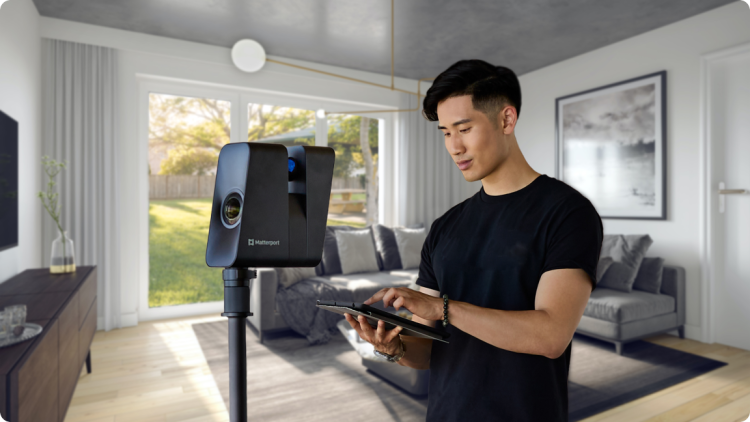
[247,103,315,145]
[148,93,230,308]
[326,114,379,228]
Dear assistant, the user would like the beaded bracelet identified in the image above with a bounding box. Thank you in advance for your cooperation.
[443,294,449,327]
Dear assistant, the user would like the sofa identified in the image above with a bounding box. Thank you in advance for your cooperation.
[575,234,686,355]
[248,231,685,357]
[247,223,425,344]
[576,264,685,355]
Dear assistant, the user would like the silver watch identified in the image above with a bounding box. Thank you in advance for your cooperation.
[373,338,406,363]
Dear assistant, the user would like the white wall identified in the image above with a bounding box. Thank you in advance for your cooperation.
[40,18,429,326]
[0,0,41,284]
[515,1,750,341]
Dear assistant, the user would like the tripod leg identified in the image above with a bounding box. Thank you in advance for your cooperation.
[228,316,248,422]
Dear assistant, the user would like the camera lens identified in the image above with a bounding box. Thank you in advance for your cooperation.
[222,194,242,227]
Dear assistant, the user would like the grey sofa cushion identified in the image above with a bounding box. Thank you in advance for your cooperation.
[632,257,665,294]
[598,234,653,292]
[598,262,636,292]
[336,228,380,275]
[596,256,615,284]
[320,225,357,275]
[370,223,425,271]
[584,287,675,324]
[372,224,403,271]
[393,227,427,270]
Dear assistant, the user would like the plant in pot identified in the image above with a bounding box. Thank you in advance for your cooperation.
[38,156,75,273]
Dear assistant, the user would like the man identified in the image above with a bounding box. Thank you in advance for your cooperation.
[344,59,602,421]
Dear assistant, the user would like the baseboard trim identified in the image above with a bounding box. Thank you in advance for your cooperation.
[121,312,138,328]
[662,324,702,341]
[96,312,139,330]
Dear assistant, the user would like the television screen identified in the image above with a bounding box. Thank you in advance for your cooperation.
[0,110,18,252]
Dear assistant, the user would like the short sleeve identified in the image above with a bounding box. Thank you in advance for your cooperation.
[415,220,440,292]
[541,200,603,291]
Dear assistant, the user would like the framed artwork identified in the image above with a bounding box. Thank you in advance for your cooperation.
[555,70,667,220]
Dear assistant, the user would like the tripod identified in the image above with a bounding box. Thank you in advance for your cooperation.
[221,267,256,422]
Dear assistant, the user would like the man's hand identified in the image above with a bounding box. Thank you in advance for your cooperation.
[344,314,403,355]
[364,287,444,322]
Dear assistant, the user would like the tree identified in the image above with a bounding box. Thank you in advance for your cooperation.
[149,95,230,175]
[359,117,378,225]
[149,95,315,175]
[247,104,314,142]
[327,115,378,224]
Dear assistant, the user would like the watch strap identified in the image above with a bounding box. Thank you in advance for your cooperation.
[374,337,406,363]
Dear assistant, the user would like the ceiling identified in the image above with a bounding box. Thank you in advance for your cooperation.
[33,0,735,79]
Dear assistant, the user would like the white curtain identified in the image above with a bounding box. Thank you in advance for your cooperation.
[396,92,475,230]
[41,39,121,331]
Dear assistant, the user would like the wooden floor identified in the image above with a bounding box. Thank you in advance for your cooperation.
[63,315,750,422]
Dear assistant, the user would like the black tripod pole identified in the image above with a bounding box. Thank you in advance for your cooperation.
[222,268,255,422]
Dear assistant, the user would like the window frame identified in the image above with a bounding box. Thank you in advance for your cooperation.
[137,75,395,321]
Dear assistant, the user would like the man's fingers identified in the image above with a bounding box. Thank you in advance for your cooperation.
[386,325,403,343]
[358,315,373,335]
[364,288,388,305]
[382,288,398,308]
[393,296,405,311]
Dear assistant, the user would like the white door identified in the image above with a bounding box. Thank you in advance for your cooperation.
[709,47,750,351]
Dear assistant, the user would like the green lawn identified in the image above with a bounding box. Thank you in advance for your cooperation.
[149,198,222,307]
[149,198,365,307]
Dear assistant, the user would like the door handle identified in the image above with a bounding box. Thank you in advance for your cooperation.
[719,182,748,214]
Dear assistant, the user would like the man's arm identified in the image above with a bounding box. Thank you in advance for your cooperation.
[448,268,592,359]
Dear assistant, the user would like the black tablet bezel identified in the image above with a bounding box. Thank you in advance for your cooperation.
[316,300,450,343]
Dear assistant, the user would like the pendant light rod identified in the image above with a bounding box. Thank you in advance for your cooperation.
[391,0,395,91]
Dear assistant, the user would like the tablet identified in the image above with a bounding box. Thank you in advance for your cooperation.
[316,300,450,343]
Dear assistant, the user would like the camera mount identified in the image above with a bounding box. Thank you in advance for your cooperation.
[221,267,256,422]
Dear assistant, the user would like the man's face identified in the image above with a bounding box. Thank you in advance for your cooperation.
[437,95,510,182]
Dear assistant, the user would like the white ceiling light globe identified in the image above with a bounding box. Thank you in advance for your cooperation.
[316,109,326,119]
[231,39,266,73]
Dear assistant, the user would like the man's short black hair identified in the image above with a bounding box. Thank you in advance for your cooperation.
[422,59,521,126]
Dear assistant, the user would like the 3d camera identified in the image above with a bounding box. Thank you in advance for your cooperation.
[205,142,335,269]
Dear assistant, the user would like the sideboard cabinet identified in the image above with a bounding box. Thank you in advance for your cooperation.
[0,266,97,422]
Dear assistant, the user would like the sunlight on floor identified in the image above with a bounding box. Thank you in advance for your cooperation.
[64,314,229,422]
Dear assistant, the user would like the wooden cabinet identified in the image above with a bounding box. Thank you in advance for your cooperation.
[0,266,97,422]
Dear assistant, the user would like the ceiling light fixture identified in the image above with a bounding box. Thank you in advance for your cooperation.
[231,39,267,73]
[232,0,433,115]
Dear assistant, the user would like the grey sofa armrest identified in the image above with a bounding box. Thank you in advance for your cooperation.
[660,265,686,326]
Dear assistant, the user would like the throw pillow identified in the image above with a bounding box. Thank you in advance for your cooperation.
[597,262,637,292]
[632,257,665,294]
[320,225,356,275]
[275,267,317,289]
[596,256,615,284]
[599,234,653,291]
[393,227,427,270]
[372,224,403,271]
[335,228,380,275]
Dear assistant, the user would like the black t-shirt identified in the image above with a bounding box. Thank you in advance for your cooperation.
[416,174,603,422]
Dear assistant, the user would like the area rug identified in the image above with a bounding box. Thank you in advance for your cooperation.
[193,321,727,421]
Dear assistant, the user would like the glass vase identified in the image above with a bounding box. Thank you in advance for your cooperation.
[50,230,76,274]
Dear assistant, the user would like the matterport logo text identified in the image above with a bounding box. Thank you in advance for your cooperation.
[248,239,280,246]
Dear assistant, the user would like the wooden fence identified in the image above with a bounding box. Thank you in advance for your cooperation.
[149,175,216,199]
[331,176,363,190]
[149,175,362,199]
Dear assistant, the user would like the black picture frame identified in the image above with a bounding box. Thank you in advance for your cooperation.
[555,70,667,220]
